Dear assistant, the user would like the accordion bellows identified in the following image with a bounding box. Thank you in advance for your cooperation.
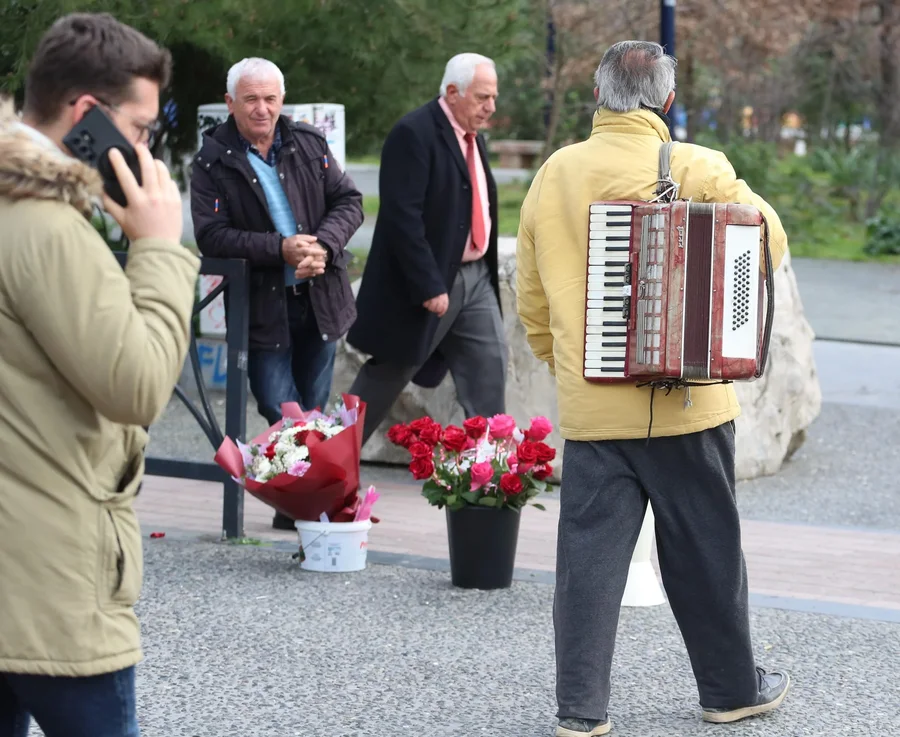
[583,200,774,383]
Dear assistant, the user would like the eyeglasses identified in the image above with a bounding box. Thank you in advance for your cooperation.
[69,95,162,147]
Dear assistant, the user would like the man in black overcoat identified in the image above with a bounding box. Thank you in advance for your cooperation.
[347,53,507,444]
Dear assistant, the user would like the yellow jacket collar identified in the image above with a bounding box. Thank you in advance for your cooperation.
[590,108,672,142]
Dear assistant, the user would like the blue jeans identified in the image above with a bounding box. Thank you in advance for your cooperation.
[248,287,338,425]
[0,667,139,737]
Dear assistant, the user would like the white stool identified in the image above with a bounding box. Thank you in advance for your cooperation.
[621,505,666,607]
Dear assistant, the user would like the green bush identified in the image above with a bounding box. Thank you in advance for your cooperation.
[864,215,900,256]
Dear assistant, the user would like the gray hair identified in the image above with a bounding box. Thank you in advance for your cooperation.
[226,57,285,98]
[439,53,496,97]
[594,41,676,113]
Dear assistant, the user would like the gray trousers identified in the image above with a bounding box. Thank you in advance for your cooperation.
[350,259,508,446]
[555,422,759,720]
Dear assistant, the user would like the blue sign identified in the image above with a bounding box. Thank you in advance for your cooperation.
[197,341,228,390]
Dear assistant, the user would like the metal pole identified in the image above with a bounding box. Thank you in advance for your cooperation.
[544,8,556,133]
[661,0,676,136]
[222,260,249,540]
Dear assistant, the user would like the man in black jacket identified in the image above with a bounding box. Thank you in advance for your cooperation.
[348,53,507,445]
[191,57,363,528]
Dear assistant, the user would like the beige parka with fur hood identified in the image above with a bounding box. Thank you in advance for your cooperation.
[0,98,199,676]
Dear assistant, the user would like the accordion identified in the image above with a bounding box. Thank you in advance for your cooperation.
[583,200,774,384]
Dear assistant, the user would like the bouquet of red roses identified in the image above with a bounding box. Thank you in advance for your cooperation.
[214,394,371,523]
[387,413,555,512]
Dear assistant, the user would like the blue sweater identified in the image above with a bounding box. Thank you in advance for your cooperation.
[246,153,303,286]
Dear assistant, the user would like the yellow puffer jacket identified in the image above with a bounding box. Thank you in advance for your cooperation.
[0,104,199,676]
[516,108,787,440]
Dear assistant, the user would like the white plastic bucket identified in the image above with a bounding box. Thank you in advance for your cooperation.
[294,519,372,572]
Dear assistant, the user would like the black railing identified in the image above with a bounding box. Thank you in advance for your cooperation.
[114,252,249,539]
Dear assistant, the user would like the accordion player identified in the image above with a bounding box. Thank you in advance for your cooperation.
[583,199,775,385]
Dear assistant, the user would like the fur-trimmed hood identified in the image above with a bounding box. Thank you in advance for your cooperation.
[0,96,102,218]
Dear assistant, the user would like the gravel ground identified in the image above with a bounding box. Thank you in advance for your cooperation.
[67,540,900,736]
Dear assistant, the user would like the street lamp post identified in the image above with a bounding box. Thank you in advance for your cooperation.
[661,0,676,137]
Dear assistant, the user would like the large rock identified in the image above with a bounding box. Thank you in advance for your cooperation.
[333,238,821,480]
[731,250,821,478]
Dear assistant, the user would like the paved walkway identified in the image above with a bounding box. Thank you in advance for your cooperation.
[135,472,900,618]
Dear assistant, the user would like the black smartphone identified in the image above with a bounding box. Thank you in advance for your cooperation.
[62,105,142,207]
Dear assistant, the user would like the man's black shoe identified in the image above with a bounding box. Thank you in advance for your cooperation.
[702,667,791,723]
[272,512,295,531]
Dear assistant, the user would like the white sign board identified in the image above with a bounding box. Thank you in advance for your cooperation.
[198,275,227,338]
[196,102,346,169]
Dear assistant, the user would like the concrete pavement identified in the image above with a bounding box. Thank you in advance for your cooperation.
[103,539,900,736]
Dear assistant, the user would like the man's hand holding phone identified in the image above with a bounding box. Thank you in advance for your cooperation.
[102,144,183,244]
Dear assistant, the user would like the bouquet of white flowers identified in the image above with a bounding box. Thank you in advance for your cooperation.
[244,414,349,482]
[215,395,369,523]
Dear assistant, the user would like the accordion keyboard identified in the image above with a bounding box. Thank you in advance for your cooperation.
[584,203,634,378]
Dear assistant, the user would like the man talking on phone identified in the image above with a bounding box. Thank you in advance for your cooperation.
[0,13,199,737]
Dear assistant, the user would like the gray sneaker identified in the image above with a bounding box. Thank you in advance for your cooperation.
[702,667,791,724]
[556,717,611,736]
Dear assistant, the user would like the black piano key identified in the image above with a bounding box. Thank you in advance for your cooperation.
[605,236,630,241]
[602,220,631,227]
[604,281,625,287]
[603,341,627,347]
[607,246,630,252]
[602,306,620,312]
[604,210,632,217]
[602,321,627,326]
[601,356,625,362]
[600,367,626,373]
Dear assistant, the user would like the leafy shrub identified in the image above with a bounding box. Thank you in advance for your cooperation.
[864,215,900,256]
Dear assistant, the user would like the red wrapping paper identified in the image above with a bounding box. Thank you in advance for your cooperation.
[214,394,367,523]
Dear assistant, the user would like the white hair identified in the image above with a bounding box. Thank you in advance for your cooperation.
[226,57,285,98]
[439,53,496,97]
[594,40,676,113]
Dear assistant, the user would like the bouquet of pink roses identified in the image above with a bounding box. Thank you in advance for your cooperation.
[387,413,556,512]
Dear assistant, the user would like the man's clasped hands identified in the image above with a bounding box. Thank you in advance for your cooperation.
[282,234,328,279]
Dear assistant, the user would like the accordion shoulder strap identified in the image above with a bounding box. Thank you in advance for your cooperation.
[653,141,679,203]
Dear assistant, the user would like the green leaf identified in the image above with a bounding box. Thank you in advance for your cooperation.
[460,490,480,504]
[446,494,458,506]
[531,503,547,511]
[478,496,498,507]
[532,480,548,493]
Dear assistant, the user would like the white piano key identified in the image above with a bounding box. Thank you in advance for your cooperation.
[585,368,626,378]
[585,349,627,360]
[587,300,624,310]
[586,290,625,300]
[585,334,627,345]
[589,249,630,259]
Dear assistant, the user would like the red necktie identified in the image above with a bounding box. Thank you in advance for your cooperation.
[465,132,486,251]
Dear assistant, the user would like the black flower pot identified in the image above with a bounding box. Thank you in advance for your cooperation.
[445,505,521,589]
